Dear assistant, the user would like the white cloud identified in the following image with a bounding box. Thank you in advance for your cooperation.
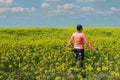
[50,3,96,15]
[81,7,95,12]
[111,7,120,12]
[96,7,120,15]
[11,7,36,13]
[58,3,78,10]
[44,0,60,2]
[41,3,50,8]
[96,11,112,15]
[57,3,95,12]
[0,7,10,13]
[30,7,36,12]
[0,0,36,13]
[0,7,36,13]
[0,0,13,7]
[77,0,105,2]
[11,7,25,12]
[49,3,120,17]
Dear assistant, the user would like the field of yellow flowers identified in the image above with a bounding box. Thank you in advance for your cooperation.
[0,27,120,80]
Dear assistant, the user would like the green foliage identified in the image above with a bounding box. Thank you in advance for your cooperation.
[0,27,120,80]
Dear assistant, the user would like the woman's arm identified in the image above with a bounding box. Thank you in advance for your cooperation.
[66,34,74,47]
[83,34,96,51]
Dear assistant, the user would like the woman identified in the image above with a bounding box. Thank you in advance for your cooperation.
[66,25,97,67]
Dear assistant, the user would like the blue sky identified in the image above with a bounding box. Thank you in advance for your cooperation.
[0,0,120,27]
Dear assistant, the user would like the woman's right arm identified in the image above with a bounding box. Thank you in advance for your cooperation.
[66,34,74,47]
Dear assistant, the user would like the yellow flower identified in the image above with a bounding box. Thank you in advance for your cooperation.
[8,65,12,68]
[77,75,82,80]
[36,76,41,80]
[87,65,93,71]
[39,68,43,72]
[0,76,3,79]
[97,67,101,72]
[68,70,72,75]
[93,74,97,77]
[55,76,61,80]
[102,66,108,71]
[69,74,74,79]
[111,71,115,76]
[45,70,47,73]
[47,76,50,79]
[115,72,119,77]
[115,67,119,71]
[17,57,20,61]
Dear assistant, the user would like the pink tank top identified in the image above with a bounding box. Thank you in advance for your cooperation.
[68,32,95,50]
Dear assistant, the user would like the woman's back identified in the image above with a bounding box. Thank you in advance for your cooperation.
[72,32,84,49]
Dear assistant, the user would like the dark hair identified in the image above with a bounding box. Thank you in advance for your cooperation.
[76,25,83,31]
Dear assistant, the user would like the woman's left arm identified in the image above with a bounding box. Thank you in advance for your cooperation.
[83,34,96,51]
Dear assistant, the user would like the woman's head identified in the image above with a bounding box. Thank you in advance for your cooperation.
[76,25,83,32]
